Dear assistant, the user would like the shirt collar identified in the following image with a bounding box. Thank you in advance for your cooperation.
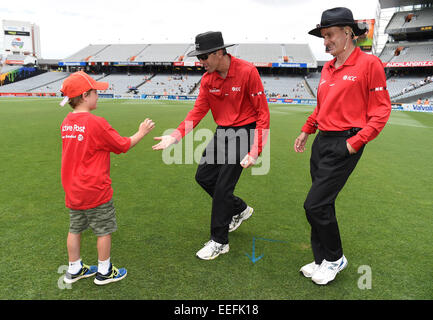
[328,47,361,70]
[226,54,236,78]
[214,54,235,79]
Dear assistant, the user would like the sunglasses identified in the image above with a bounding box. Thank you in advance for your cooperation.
[197,51,217,61]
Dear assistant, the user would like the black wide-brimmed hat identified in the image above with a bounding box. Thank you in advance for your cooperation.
[308,7,368,38]
[187,31,235,57]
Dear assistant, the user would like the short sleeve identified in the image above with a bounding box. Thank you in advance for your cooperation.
[95,117,131,154]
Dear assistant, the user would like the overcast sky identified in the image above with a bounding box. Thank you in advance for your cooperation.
[0,0,380,61]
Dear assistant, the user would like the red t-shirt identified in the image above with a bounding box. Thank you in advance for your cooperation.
[171,54,270,158]
[302,47,391,151]
[61,112,131,210]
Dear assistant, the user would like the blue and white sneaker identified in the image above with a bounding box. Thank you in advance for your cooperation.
[312,255,348,285]
[64,262,97,284]
[94,264,127,285]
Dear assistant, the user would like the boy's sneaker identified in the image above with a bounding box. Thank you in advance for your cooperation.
[229,206,254,232]
[63,262,97,284]
[196,240,229,260]
[311,255,348,285]
[94,263,127,285]
[299,261,320,278]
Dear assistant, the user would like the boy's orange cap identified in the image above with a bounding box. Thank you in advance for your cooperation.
[59,71,109,106]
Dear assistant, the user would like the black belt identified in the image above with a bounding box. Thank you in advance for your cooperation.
[319,127,362,137]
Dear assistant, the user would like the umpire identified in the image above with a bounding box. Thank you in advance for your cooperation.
[153,31,270,260]
[294,7,391,285]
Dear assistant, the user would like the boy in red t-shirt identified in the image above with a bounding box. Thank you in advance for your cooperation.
[60,71,155,285]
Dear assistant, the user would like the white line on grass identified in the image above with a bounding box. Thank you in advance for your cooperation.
[387,111,432,128]
[270,110,290,115]
[120,100,194,106]
[272,106,315,113]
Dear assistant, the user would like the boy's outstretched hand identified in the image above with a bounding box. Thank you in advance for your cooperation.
[139,118,155,136]
[129,118,155,150]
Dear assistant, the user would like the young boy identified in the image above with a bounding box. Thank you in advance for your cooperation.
[60,71,155,285]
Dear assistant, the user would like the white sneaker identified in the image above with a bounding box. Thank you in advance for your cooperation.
[312,255,348,285]
[229,206,254,232]
[299,261,320,278]
[196,240,229,260]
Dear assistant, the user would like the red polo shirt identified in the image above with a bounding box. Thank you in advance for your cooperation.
[61,112,131,210]
[171,54,270,158]
[302,47,391,151]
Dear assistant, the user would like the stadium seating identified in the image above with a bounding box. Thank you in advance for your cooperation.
[380,41,433,63]
[0,70,318,99]
[140,74,201,95]
[393,79,433,102]
[0,71,69,93]
[304,73,321,96]
[385,8,433,34]
[97,73,151,94]
[261,75,314,99]
[386,75,427,97]
[190,74,315,99]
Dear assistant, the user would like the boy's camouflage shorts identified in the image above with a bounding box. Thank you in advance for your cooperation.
[69,199,117,236]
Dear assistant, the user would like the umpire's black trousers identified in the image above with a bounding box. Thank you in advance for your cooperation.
[304,129,364,264]
[195,122,256,244]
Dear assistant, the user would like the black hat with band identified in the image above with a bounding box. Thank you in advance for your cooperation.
[187,31,235,57]
[308,7,368,38]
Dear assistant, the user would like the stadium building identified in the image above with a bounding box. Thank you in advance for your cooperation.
[1,20,40,64]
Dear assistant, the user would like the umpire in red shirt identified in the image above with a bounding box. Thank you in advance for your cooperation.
[153,31,270,260]
[294,7,391,285]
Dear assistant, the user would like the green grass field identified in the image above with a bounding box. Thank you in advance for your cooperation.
[0,97,432,300]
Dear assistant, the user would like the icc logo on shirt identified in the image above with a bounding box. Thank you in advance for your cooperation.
[343,75,357,81]
[77,134,84,142]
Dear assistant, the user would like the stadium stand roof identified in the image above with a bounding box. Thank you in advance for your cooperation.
[62,44,111,64]
[225,44,283,65]
[135,44,192,62]
[37,59,60,66]
[60,43,317,68]
[379,0,433,9]
[88,44,148,63]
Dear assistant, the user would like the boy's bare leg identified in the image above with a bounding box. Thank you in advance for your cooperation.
[94,233,127,283]
[97,234,111,261]
[67,232,81,262]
